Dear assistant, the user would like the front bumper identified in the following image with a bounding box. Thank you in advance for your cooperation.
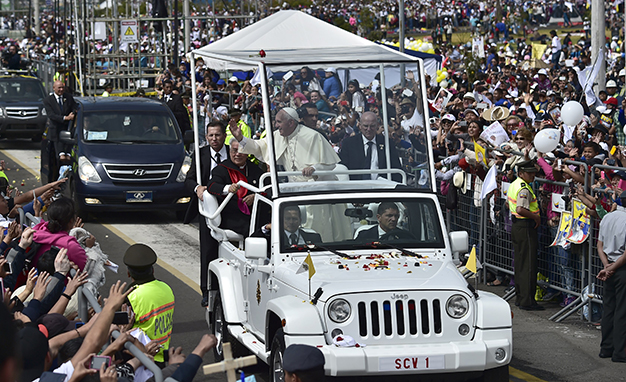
[0,117,46,137]
[76,179,190,212]
[285,328,512,376]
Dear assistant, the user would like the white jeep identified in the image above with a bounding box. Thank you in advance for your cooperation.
[204,178,512,382]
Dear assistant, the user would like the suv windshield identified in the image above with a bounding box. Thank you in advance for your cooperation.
[82,111,180,143]
[279,198,444,253]
[0,78,45,101]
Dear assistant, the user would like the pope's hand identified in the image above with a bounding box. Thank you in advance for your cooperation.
[302,167,315,177]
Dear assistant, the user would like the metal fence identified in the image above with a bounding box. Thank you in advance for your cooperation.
[437,160,614,323]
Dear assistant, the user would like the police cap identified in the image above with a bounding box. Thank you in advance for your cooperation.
[123,243,157,270]
[283,344,325,373]
[517,160,538,173]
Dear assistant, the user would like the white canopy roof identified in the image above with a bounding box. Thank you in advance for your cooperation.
[191,10,417,71]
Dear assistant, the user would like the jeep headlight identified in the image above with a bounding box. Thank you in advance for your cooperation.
[446,294,469,318]
[328,299,351,323]
[78,156,101,183]
[176,155,192,182]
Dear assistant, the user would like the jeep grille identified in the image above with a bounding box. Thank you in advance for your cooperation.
[103,163,173,181]
[357,299,442,338]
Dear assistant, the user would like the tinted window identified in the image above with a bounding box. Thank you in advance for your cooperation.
[82,111,180,143]
[0,79,46,101]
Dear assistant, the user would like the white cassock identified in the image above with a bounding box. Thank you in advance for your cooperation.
[239,125,351,241]
[238,124,340,182]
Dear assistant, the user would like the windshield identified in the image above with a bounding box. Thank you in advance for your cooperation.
[278,198,444,253]
[81,111,180,143]
[0,79,45,101]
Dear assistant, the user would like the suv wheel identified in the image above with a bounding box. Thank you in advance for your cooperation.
[212,294,247,361]
[269,329,286,382]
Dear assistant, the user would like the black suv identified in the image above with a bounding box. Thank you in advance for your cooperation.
[0,72,47,140]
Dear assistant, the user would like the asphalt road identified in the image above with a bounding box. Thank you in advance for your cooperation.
[2,139,625,382]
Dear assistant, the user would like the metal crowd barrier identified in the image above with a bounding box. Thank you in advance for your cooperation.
[74,273,170,382]
[436,157,609,323]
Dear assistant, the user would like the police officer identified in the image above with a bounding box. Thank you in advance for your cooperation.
[597,190,626,362]
[282,344,326,382]
[507,160,544,311]
[124,243,175,364]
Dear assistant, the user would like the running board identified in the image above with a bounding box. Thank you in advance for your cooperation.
[229,325,270,363]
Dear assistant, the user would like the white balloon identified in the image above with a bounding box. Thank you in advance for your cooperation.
[534,128,561,153]
[561,101,584,127]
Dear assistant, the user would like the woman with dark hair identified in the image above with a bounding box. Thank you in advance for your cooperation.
[345,79,365,113]
[299,66,323,95]
[32,198,87,270]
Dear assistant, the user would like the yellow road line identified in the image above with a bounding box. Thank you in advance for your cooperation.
[509,366,549,382]
[1,149,37,177]
[103,224,201,295]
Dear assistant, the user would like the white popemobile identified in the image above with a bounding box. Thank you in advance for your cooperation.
[187,10,512,382]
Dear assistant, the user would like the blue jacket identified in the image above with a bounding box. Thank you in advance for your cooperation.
[323,76,342,99]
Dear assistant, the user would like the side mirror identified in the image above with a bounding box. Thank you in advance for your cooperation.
[449,231,469,254]
[59,130,76,144]
[183,130,194,145]
[245,237,267,260]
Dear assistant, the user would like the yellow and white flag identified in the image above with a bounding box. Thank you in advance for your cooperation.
[297,253,316,279]
[474,140,487,166]
[466,245,482,274]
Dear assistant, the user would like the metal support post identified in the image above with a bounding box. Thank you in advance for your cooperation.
[591,0,606,91]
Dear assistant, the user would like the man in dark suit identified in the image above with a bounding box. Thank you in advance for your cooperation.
[282,205,322,248]
[339,111,402,181]
[162,79,191,134]
[356,202,412,242]
[43,81,77,181]
[207,139,264,236]
[184,120,228,307]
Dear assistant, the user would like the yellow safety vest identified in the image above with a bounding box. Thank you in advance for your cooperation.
[225,119,251,145]
[507,177,539,219]
[128,280,175,363]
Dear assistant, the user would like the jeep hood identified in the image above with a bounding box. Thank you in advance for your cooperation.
[273,254,469,299]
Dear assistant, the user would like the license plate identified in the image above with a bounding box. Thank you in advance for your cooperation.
[379,355,445,371]
[126,191,153,203]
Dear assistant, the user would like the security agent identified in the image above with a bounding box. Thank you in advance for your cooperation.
[124,243,175,364]
[283,344,325,382]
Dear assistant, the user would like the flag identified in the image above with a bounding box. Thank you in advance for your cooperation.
[531,43,547,59]
[466,245,482,273]
[479,165,498,200]
[474,140,487,166]
[297,253,316,279]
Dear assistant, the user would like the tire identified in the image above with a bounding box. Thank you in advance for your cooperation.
[70,179,87,221]
[211,294,248,361]
[480,365,509,382]
[269,328,286,382]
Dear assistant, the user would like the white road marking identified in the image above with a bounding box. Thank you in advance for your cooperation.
[7,149,203,291]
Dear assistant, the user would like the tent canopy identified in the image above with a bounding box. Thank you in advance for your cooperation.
[192,10,418,71]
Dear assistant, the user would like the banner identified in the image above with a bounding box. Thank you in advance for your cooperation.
[566,199,590,244]
[550,211,572,248]
[480,121,510,147]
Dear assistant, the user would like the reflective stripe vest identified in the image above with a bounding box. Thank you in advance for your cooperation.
[128,280,175,363]
[507,177,539,219]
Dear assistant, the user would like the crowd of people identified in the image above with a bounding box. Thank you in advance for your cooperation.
[0,0,626,377]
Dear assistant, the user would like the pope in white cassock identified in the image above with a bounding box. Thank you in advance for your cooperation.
[230,107,350,241]
[230,107,340,181]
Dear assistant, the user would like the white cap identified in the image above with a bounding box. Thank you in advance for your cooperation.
[607,80,617,88]
[228,76,238,82]
[538,69,548,76]
[441,113,456,122]
[463,92,475,100]
[325,67,337,73]
[281,107,300,122]
[620,69,626,77]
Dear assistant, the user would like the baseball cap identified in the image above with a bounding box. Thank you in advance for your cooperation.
[538,69,548,76]
[441,113,456,122]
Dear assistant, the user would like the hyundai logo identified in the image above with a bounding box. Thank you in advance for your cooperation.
[133,169,146,176]
[133,192,145,199]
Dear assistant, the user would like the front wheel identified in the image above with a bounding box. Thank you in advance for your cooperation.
[211,294,247,361]
[269,329,286,382]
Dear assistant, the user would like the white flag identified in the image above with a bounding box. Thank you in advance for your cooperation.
[479,165,498,200]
